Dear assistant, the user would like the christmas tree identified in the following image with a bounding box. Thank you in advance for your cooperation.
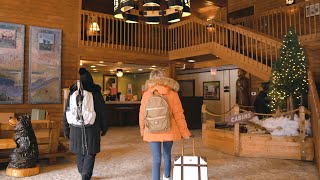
[267,27,308,112]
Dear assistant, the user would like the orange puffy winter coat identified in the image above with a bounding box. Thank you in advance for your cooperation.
[139,77,191,142]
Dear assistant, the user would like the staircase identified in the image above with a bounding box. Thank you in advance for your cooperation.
[168,17,282,81]
[229,0,320,83]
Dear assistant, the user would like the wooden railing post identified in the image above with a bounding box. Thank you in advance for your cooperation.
[233,104,240,156]
[299,105,307,160]
[202,104,207,124]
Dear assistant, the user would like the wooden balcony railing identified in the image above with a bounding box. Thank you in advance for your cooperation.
[230,0,320,40]
[80,10,168,55]
[79,11,283,76]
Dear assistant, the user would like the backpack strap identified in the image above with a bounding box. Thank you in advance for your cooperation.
[152,90,160,95]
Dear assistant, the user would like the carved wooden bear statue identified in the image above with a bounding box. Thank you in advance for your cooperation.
[8,114,39,169]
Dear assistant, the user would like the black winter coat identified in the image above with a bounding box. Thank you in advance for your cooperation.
[254,91,270,119]
[64,84,107,155]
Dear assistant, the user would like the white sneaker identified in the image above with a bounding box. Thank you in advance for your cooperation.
[163,175,170,180]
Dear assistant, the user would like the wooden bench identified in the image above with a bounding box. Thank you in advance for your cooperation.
[0,112,65,164]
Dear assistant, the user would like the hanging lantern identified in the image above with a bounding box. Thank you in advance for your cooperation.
[168,12,181,23]
[169,0,183,11]
[125,14,139,23]
[143,0,160,7]
[145,17,160,24]
[182,0,191,17]
[120,0,135,12]
[114,0,123,19]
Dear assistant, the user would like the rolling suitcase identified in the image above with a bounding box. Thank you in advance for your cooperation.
[172,138,208,180]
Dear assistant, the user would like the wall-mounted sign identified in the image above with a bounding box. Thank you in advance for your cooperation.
[225,111,255,125]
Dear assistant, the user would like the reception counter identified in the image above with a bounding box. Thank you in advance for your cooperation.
[105,101,141,126]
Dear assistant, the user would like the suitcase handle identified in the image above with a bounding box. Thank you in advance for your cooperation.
[181,138,195,156]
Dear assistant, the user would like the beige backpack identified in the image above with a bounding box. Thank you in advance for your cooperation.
[144,90,171,132]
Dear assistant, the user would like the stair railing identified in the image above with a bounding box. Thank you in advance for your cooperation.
[168,17,282,74]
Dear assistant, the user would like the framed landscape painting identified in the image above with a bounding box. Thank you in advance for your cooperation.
[0,22,25,104]
[28,26,62,104]
[203,81,220,100]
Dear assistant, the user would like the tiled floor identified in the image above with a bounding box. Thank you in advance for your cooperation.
[0,126,319,180]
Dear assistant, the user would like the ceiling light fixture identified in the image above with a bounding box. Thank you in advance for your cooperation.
[187,59,195,63]
[116,69,124,77]
[114,0,191,24]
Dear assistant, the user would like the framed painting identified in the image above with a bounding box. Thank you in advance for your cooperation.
[0,22,25,104]
[28,26,62,104]
[103,75,117,94]
[203,81,220,100]
[315,3,319,15]
[178,80,195,97]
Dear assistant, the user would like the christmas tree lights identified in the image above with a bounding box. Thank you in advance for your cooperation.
[267,27,308,112]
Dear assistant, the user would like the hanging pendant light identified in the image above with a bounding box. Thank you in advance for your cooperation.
[116,69,123,77]
[120,0,135,12]
[169,0,183,11]
[145,17,160,24]
[182,0,191,17]
[114,0,124,19]
[143,0,160,7]
[125,14,139,23]
[168,12,180,23]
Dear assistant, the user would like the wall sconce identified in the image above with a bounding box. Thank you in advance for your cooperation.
[116,69,123,77]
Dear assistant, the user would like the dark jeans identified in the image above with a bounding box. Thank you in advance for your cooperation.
[77,154,96,180]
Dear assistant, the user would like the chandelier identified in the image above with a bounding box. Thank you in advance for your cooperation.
[114,0,191,24]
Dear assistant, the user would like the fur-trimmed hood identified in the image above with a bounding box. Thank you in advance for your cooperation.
[145,77,179,92]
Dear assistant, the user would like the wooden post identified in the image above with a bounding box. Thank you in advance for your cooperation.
[233,104,240,156]
[299,105,306,160]
[289,95,294,120]
[166,62,176,80]
[202,104,207,124]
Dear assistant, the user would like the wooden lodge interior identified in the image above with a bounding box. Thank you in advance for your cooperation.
[0,0,320,178]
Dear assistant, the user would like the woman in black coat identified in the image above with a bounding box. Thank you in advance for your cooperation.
[64,68,108,180]
[254,83,270,119]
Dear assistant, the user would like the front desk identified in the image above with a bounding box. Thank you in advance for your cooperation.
[105,101,140,126]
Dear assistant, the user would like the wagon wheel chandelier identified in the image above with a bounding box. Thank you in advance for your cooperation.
[114,0,191,24]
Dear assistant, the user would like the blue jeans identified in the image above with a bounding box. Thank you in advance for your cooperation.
[150,141,173,180]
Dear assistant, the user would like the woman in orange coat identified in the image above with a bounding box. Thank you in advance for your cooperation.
[139,69,191,180]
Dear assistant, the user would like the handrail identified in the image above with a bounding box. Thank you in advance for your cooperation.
[230,0,320,40]
[307,70,320,171]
